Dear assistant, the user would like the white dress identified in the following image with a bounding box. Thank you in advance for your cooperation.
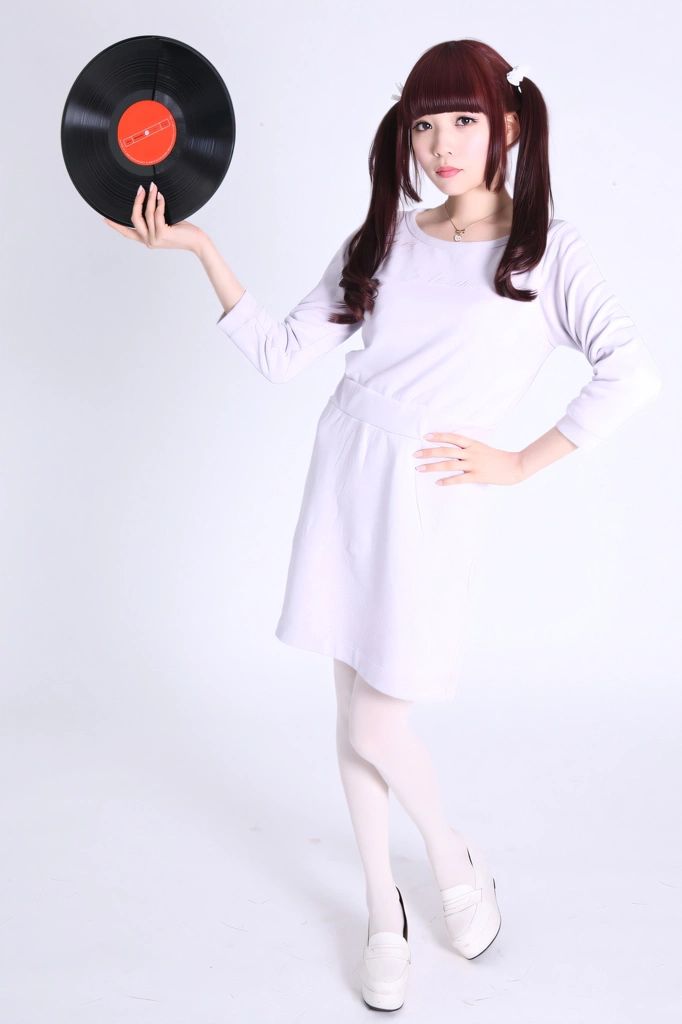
[216,209,662,701]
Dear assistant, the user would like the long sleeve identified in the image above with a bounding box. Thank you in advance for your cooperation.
[215,227,363,383]
[539,220,663,453]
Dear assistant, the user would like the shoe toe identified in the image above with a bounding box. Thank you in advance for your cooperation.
[360,932,411,990]
[450,902,494,949]
[440,840,501,958]
[360,887,411,1009]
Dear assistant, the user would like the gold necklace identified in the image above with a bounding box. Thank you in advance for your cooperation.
[443,200,512,241]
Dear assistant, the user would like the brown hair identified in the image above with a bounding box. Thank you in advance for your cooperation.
[329,38,554,324]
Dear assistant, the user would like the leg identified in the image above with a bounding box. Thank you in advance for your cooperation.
[347,671,476,896]
[333,658,404,936]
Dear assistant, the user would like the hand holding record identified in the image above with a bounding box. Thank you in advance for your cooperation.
[103,180,206,253]
[65,36,245,318]
[105,177,247,318]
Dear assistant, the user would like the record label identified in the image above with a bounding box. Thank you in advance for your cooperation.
[117,99,178,166]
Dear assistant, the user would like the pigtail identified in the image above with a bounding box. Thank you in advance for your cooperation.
[493,75,554,301]
[327,104,404,325]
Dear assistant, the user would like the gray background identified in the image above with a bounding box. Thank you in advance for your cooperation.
[1,0,680,1021]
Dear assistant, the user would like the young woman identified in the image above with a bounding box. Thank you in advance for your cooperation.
[105,38,662,1012]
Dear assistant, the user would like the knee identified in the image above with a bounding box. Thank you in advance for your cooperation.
[347,674,411,763]
[348,712,391,765]
[347,718,375,762]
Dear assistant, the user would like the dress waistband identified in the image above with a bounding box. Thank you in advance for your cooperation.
[328,375,494,443]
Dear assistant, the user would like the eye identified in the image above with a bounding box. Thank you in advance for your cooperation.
[412,116,477,131]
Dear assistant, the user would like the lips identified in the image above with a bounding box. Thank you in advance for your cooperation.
[436,167,462,177]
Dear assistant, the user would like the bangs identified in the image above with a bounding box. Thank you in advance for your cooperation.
[397,50,498,125]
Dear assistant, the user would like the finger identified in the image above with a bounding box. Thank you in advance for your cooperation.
[424,432,472,448]
[437,472,471,485]
[414,445,463,459]
[130,185,149,243]
[103,217,143,242]
[144,181,158,244]
[417,458,467,473]
[155,190,167,233]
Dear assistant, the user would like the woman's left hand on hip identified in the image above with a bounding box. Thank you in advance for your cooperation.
[412,433,525,486]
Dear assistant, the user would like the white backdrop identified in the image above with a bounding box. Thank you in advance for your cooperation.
[1,1,680,1021]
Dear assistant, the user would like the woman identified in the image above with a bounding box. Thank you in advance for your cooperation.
[105,38,662,1012]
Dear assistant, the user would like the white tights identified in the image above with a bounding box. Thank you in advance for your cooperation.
[333,658,476,937]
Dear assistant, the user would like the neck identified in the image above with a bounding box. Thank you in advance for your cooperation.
[443,188,514,229]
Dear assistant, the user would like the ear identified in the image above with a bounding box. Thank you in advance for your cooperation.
[505,111,521,147]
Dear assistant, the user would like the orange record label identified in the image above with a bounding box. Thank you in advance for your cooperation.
[117,99,177,166]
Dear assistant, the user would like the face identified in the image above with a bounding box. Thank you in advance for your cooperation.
[409,110,519,195]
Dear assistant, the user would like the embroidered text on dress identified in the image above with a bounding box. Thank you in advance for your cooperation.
[400,265,475,289]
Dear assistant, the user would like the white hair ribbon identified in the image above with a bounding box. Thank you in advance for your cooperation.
[506,64,531,92]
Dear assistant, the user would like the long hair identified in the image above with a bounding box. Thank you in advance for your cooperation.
[329,38,554,324]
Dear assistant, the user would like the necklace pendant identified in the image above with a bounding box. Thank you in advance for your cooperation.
[454,232,463,241]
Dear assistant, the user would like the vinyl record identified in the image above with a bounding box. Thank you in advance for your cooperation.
[61,35,235,226]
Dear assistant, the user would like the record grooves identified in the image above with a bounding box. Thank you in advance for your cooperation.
[61,36,235,225]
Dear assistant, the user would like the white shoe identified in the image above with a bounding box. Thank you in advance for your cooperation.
[440,833,501,959]
[359,886,411,1011]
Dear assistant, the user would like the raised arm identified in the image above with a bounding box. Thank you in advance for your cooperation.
[104,186,363,386]
[539,220,663,453]
[201,227,364,384]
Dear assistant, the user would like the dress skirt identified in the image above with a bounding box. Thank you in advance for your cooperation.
[275,375,493,701]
